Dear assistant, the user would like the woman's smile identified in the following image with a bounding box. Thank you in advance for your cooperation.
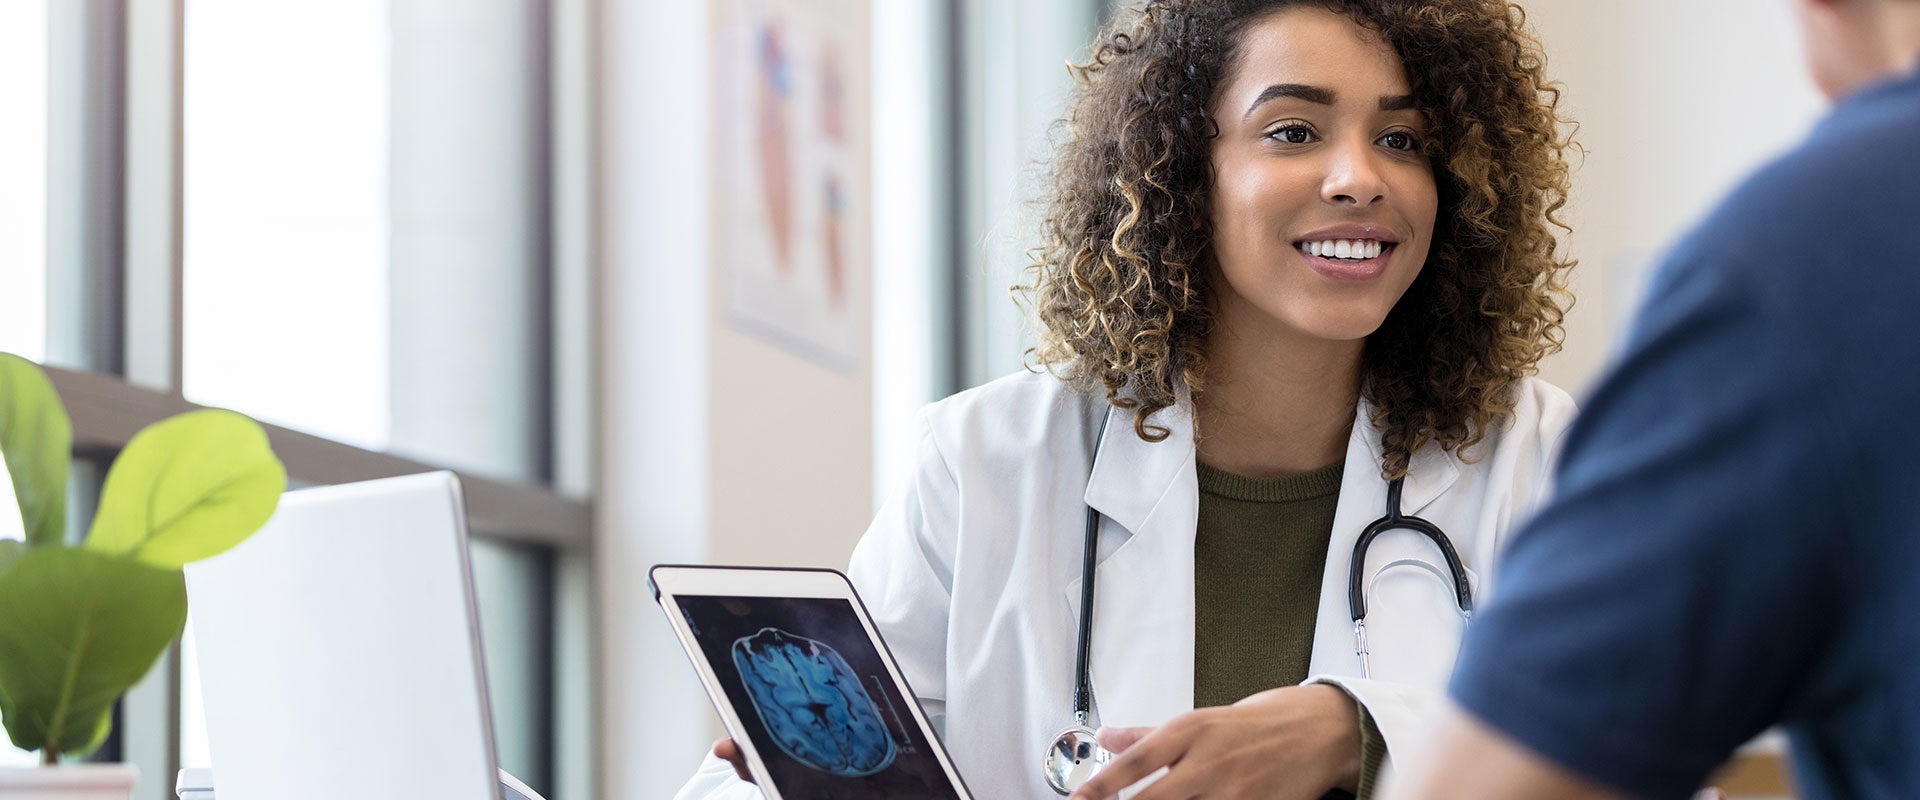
[1292,224,1404,282]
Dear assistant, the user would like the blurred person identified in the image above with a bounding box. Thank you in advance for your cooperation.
[1389,0,1920,798]
[679,0,1577,798]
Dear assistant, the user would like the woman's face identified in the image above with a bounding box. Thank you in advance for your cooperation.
[1207,7,1438,346]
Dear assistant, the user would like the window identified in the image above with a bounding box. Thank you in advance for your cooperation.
[181,0,390,450]
[4,0,594,791]
[0,0,48,768]
[0,0,49,364]
[182,0,553,483]
[471,538,556,787]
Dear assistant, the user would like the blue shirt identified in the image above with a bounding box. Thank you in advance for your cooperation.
[1449,68,1920,800]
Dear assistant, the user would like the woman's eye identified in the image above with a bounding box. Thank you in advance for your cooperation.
[1380,131,1419,151]
[1269,125,1314,145]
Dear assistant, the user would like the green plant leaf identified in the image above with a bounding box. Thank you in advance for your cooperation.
[0,546,186,759]
[85,409,285,568]
[0,539,23,573]
[0,353,72,548]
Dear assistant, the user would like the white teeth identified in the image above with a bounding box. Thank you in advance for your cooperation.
[1299,238,1388,260]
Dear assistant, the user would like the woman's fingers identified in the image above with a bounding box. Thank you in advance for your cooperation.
[1096,726,1155,754]
[712,738,754,783]
[1070,718,1201,799]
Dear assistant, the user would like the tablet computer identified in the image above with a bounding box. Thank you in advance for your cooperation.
[650,565,974,800]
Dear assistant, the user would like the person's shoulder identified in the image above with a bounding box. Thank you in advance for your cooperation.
[918,369,1099,462]
[1461,377,1578,470]
[1490,377,1576,445]
[1694,79,1920,266]
[923,369,1081,424]
[1509,376,1577,429]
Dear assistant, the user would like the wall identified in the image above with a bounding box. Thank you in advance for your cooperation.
[598,1,875,798]
[1524,0,1826,394]
[597,0,714,795]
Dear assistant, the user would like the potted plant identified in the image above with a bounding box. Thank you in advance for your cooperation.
[0,353,286,799]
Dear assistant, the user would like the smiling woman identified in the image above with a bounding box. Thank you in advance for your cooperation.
[1028,0,1575,480]
[678,3,1579,799]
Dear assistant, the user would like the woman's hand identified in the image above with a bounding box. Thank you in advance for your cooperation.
[712,738,755,784]
[1068,684,1362,800]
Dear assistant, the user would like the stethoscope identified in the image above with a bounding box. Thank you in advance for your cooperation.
[1041,415,1477,795]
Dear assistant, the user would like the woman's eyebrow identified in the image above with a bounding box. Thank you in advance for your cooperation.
[1242,84,1421,118]
[1243,83,1334,119]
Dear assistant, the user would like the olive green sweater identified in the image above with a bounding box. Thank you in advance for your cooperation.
[1193,460,1387,799]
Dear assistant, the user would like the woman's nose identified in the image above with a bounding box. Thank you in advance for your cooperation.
[1322,141,1388,207]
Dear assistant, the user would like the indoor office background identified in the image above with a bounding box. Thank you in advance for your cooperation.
[0,1,1821,799]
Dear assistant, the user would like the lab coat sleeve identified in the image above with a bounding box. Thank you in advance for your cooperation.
[672,755,768,800]
[1306,674,1442,792]
[848,408,960,729]
[670,411,960,800]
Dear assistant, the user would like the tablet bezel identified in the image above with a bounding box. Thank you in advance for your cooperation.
[649,564,974,800]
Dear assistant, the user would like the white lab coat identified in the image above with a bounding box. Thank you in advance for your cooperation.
[677,370,1575,799]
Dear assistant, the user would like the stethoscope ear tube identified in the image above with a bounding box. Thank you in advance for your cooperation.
[1347,477,1475,622]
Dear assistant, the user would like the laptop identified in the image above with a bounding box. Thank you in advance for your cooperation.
[183,472,540,800]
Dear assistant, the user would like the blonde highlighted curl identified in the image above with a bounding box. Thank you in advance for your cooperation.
[1022,0,1576,479]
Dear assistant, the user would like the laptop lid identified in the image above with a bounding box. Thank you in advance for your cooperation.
[184,471,501,800]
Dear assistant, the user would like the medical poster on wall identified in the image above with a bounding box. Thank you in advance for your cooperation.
[716,0,868,372]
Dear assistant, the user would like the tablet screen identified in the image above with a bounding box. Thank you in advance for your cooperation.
[677,595,963,800]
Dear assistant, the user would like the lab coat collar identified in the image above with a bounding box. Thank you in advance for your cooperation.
[1352,393,1460,517]
[1070,395,1201,729]
[1080,397,1194,536]
[1080,391,1460,531]
[1068,390,1462,727]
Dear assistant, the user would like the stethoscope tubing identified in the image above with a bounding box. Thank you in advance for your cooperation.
[1347,477,1474,621]
[1070,412,1111,724]
[1051,410,1475,793]
[1067,417,1476,713]
[1346,476,1474,678]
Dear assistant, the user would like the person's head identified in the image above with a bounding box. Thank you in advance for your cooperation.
[1025,0,1575,478]
[1794,0,1920,100]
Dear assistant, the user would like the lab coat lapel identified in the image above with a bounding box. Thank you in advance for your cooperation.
[1307,396,1460,677]
[1063,399,1200,728]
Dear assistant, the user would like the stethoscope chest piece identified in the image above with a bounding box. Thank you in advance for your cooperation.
[1042,723,1112,795]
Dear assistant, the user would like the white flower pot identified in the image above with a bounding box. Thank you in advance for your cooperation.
[0,764,139,800]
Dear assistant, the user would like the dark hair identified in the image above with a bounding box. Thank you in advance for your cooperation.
[1023,0,1576,478]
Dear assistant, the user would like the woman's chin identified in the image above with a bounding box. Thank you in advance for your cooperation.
[1266,304,1395,344]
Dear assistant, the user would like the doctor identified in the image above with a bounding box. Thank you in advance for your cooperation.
[680,1,1576,798]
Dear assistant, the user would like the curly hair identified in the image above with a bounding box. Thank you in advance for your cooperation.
[1022,0,1576,479]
